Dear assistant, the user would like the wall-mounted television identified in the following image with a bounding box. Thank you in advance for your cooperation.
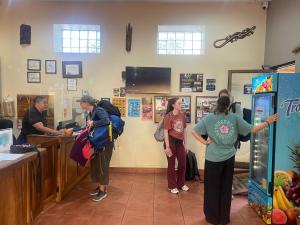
[125,66,171,94]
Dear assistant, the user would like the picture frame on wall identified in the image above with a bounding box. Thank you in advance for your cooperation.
[45,60,57,74]
[62,61,82,78]
[67,79,77,91]
[27,59,41,71]
[27,72,41,83]
[195,96,218,124]
[154,96,191,123]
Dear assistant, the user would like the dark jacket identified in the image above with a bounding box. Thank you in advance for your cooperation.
[88,107,110,127]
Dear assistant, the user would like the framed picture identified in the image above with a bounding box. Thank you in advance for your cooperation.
[45,60,57,74]
[27,59,41,71]
[195,96,218,124]
[180,73,203,92]
[67,79,77,91]
[154,96,191,123]
[27,72,41,83]
[62,61,82,78]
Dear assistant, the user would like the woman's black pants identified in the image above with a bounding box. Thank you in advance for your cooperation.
[204,156,235,225]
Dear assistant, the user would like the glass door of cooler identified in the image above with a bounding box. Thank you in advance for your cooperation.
[250,93,275,195]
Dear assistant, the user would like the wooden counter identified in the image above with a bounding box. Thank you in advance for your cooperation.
[27,135,89,202]
[0,151,40,225]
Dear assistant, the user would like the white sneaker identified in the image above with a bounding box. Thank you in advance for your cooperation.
[170,188,179,194]
[181,185,190,192]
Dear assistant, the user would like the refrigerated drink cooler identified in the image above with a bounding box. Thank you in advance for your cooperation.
[248,73,300,225]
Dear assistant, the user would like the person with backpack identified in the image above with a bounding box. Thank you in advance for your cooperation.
[79,95,114,202]
[192,96,279,225]
[163,97,189,194]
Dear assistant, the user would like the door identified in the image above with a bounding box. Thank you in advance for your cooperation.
[250,93,275,195]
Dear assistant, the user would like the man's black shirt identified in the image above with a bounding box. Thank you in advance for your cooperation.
[20,106,47,137]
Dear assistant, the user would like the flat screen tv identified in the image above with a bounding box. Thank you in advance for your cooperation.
[125,66,171,94]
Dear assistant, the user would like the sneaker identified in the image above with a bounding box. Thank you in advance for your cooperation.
[181,185,189,192]
[92,190,107,202]
[89,187,100,196]
[170,188,179,194]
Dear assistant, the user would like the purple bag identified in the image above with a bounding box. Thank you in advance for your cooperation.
[70,128,89,167]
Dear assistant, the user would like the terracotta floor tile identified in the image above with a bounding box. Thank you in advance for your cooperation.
[57,215,90,225]
[88,215,123,225]
[121,215,153,225]
[34,172,265,225]
[93,201,127,217]
[154,214,185,225]
[181,206,203,217]
[184,216,210,225]
[33,214,62,225]
[125,201,154,217]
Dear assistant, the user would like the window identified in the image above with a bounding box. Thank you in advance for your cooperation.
[157,25,205,55]
[53,24,100,53]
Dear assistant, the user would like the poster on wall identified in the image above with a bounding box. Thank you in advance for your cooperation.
[195,96,218,123]
[180,73,203,92]
[113,88,120,97]
[142,97,153,121]
[120,87,126,97]
[128,99,141,117]
[154,96,191,123]
[206,79,216,91]
[243,84,252,94]
[112,97,126,117]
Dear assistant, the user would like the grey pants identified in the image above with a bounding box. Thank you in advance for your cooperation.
[90,142,114,185]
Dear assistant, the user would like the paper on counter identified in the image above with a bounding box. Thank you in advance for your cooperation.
[0,153,24,161]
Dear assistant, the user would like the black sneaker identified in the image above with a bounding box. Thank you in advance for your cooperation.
[89,187,100,196]
[92,190,107,202]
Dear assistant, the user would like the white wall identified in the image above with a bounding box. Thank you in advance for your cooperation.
[264,0,300,67]
[0,1,266,169]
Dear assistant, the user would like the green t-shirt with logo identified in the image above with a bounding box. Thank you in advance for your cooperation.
[193,112,253,162]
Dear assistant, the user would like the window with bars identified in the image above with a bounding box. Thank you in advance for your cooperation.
[53,24,100,53]
[157,25,205,55]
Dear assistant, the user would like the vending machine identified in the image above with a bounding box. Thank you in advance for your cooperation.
[248,73,300,225]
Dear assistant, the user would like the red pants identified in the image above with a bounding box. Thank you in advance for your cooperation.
[166,136,186,189]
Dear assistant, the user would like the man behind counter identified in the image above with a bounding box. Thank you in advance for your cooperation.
[16,96,64,144]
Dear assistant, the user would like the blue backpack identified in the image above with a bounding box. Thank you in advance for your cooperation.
[88,124,112,150]
[110,115,125,139]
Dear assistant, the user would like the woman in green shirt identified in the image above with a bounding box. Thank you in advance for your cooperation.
[192,96,278,225]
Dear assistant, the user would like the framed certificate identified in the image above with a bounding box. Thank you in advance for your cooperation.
[27,72,41,83]
[45,60,57,74]
[27,59,41,71]
[67,79,77,91]
[62,61,82,78]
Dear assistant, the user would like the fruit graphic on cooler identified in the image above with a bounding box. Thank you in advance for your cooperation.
[272,208,287,224]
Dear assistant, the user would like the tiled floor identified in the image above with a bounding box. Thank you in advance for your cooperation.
[34,172,265,225]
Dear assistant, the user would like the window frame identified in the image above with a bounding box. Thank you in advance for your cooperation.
[157,25,205,56]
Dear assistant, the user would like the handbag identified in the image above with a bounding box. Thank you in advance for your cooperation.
[70,128,89,166]
[154,118,164,142]
[88,122,112,151]
[10,144,37,153]
[82,142,92,159]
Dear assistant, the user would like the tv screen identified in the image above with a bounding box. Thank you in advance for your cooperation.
[125,67,171,94]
